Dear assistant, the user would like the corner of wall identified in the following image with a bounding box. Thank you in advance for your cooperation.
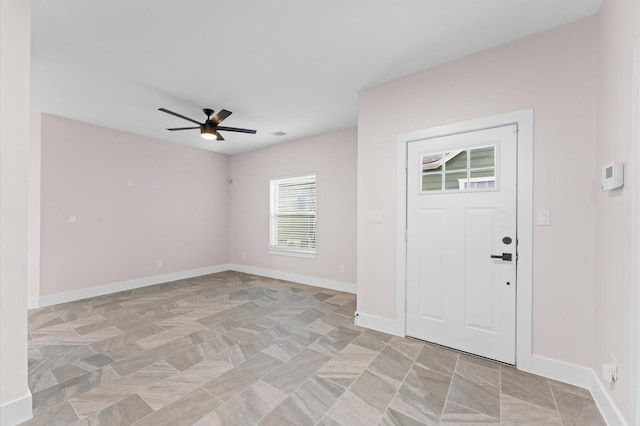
[28,112,42,301]
[0,0,32,420]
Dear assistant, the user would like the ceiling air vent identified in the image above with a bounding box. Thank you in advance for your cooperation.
[270,131,287,137]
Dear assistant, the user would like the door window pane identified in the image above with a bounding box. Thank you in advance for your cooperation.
[422,173,442,192]
[422,154,443,172]
[445,150,467,170]
[419,145,497,193]
[445,172,467,190]
[470,169,495,180]
[470,146,495,169]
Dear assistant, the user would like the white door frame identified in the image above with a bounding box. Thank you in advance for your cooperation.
[630,37,640,426]
[395,109,534,370]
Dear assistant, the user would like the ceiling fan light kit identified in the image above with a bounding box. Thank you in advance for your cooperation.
[200,122,218,140]
[159,107,256,142]
[200,131,217,140]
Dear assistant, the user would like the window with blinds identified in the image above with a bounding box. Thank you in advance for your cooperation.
[269,173,317,257]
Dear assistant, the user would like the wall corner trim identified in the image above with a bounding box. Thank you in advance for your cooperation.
[0,391,32,426]
[529,355,626,426]
[28,264,232,308]
[228,264,356,294]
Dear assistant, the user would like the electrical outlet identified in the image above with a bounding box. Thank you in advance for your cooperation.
[602,363,614,383]
[156,260,163,268]
[126,178,134,188]
[601,354,619,383]
[339,265,345,273]
[241,252,246,259]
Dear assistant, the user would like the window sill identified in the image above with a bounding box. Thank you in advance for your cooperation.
[268,248,317,259]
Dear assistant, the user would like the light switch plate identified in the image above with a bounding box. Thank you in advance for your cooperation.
[368,212,383,223]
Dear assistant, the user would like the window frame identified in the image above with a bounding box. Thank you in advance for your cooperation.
[268,173,317,259]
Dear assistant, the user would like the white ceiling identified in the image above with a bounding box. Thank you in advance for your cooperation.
[31,0,602,155]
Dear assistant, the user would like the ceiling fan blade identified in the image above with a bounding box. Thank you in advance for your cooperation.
[167,126,200,131]
[217,126,257,134]
[215,131,225,141]
[211,109,232,125]
[159,108,202,125]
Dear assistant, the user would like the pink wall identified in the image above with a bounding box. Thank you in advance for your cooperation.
[39,114,230,296]
[0,0,31,420]
[357,17,598,367]
[229,128,357,285]
[36,116,357,299]
[594,0,639,419]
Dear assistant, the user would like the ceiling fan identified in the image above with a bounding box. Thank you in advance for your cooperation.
[159,107,257,141]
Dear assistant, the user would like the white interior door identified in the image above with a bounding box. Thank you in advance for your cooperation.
[406,124,517,364]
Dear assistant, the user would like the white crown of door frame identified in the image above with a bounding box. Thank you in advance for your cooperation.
[395,109,534,371]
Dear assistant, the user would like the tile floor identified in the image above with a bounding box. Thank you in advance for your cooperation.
[22,271,606,425]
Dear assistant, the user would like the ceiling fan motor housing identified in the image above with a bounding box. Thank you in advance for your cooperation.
[202,121,217,132]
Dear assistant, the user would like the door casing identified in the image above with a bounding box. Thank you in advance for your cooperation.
[396,109,533,370]
[630,37,640,426]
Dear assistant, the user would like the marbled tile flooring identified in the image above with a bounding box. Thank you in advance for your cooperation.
[22,271,606,425]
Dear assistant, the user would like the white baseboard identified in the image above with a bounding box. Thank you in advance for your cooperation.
[28,264,231,308]
[353,311,400,336]
[589,369,628,426]
[529,354,592,388]
[228,264,356,294]
[529,355,626,425]
[28,264,355,309]
[0,392,32,426]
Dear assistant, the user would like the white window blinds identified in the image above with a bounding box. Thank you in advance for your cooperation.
[270,174,316,255]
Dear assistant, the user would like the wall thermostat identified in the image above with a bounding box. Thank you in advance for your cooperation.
[601,162,624,191]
